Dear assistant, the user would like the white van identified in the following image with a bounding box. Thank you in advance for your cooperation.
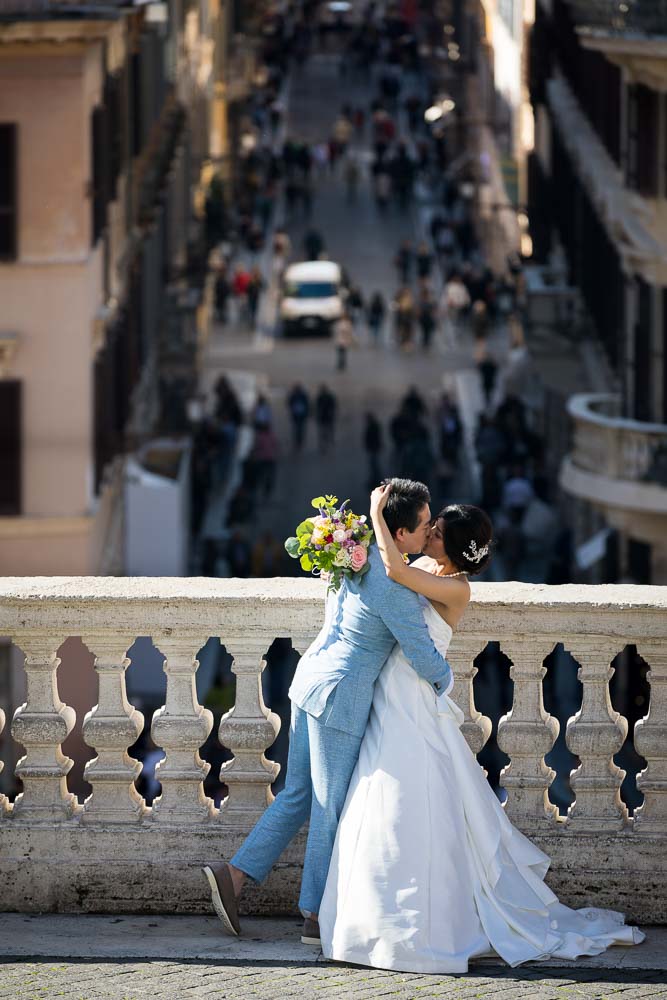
[280,260,345,336]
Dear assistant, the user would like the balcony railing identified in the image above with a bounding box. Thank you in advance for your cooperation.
[570,0,667,37]
[0,578,666,921]
[566,393,667,483]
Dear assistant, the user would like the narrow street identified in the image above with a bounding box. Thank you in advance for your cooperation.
[200,46,486,561]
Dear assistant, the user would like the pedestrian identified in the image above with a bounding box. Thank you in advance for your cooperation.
[249,422,280,498]
[232,266,251,322]
[246,266,265,328]
[251,530,285,577]
[252,393,273,428]
[394,239,413,284]
[225,529,252,578]
[418,285,437,350]
[367,291,386,345]
[390,142,415,210]
[436,392,462,466]
[435,223,456,271]
[334,313,355,371]
[332,113,353,158]
[402,386,427,423]
[272,227,291,280]
[347,285,364,328]
[312,142,330,175]
[214,374,243,445]
[373,162,391,210]
[440,272,471,340]
[344,153,361,201]
[287,383,310,450]
[415,241,433,280]
[353,106,365,134]
[476,345,498,406]
[392,286,415,350]
[363,411,383,486]
[303,228,324,260]
[315,384,337,450]
[470,299,490,342]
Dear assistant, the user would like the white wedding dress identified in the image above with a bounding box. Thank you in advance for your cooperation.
[319,601,645,974]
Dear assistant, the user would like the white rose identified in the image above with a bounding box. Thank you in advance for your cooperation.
[333,529,346,543]
[333,549,349,567]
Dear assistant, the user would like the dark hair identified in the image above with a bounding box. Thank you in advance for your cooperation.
[435,504,493,576]
[382,478,430,535]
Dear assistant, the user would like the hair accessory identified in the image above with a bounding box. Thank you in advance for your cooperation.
[462,539,489,563]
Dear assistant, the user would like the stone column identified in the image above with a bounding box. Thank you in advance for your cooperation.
[634,641,667,834]
[497,638,559,829]
[11,634,77,821]
[80,636,145,823]
[447,636,491,756]
[565,637,628,830]
[218,635,280,829]
[150,635,214,823]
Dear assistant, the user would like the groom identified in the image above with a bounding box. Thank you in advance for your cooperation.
[203,478,452,944]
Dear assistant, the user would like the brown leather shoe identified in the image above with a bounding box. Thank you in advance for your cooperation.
[202,862,241,936]
[301,916,320,945]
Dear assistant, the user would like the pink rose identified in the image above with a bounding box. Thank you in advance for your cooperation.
[350,545,368,571]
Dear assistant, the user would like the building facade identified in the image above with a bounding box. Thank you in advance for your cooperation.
[527,0,667,583]
[0,0,221,576]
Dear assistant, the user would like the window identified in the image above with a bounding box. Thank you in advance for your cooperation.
[91,106,111,245]
[0,379,21,514]
[0,124,17,260]
[628,84,658,197]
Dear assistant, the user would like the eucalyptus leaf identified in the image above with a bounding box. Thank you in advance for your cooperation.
[285,536,300,558]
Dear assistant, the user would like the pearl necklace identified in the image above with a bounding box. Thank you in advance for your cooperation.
[439,569,468,578]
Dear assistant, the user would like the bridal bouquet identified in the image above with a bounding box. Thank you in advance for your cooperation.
[285,495,374,591]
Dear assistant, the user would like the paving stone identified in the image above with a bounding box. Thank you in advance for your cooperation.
[1,961,665,1000]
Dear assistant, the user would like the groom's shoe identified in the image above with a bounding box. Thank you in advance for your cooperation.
[301,917,321,946]
[202,862,241,937]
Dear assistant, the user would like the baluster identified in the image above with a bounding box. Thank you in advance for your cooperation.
[218,635,280,828]
[80,635,145,823]
[150,635,214,823]
[496,638,559,828]
[634,641,667,834]
[11,634,77,821]
[447,636,491,756]
[565,637,627,829]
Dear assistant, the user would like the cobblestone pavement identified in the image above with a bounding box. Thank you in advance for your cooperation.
[2,960,667,1000]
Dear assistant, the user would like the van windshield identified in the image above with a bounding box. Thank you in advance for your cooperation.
[286,281,337,299]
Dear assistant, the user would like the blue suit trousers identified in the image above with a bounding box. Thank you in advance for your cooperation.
[230,702,362,914]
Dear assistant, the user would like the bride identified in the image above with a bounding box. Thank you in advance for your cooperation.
[318,483,645,974]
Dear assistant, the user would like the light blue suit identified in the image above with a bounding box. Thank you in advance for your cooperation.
[231,546,452,913]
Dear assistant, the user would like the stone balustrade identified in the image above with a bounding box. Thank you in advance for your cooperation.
[561,393,667,550]
[567,393,667,483]
[0,578,666,921]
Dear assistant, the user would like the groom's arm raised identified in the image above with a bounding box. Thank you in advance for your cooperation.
[377,580,452,693]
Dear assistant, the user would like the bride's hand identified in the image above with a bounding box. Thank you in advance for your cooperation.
[370,482,391,520]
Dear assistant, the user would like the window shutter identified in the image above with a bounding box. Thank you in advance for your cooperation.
[0,380,21,515]
[0,123,17,260]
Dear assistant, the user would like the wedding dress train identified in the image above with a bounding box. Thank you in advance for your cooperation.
[319,602,645,974]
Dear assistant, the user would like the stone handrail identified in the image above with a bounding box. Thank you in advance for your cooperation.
[568,393,667,482]
[0,578,666,921]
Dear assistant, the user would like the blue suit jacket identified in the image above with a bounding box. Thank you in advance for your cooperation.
[288,545,452,737]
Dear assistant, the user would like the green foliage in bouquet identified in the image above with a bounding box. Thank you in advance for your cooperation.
[284,495,374,591]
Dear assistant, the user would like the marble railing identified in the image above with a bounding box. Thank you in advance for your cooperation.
[568,393,667,483]
[0,578,666,921]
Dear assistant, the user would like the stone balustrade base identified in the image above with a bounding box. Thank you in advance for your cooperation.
[0,825,665,924]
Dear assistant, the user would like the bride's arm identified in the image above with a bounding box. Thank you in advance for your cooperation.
[370,485,468,609]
